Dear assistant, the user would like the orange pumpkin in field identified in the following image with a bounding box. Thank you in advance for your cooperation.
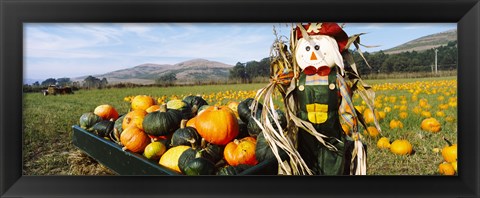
[122,109,147,130]
[120,125,150,153]
[224,137,258,166]
[421,118,442,133]
[186,117,197,128]
[195,106,239,145]
[131,95,155,111]
[94,104,119,120]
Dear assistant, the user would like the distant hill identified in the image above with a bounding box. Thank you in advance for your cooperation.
[73,59,234,85]
[382,29,457,54]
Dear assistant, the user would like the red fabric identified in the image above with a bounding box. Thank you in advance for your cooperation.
[303,66,331,76]
[296,23,349,52]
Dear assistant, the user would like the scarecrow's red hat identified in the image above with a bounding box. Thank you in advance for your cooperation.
[295,23,349,52]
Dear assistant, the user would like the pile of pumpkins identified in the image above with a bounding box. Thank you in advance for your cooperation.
[78,95,286,175]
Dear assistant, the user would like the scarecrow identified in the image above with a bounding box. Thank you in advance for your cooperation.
[252,23,381,175]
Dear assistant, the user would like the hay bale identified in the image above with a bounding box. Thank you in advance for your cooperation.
[67,150,115,175]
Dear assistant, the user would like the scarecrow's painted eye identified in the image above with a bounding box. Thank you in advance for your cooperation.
[305,46,310,51]
[314,45,320,50]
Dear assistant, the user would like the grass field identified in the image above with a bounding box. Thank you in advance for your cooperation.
[22,76,457,175]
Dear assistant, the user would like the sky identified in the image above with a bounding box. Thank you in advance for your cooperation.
[24,23,456,83]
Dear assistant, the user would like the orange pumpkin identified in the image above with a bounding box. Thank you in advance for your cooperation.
[94,104,119,120]
[363,109,379,124]
[441,137,457,163]
[363,126,380,138]
[131,95,155,111]
[145,105,161,113]
[421,118,442,133]
[122,109,147,130]
[224,137,258,166]
[195,106,239,145]
[438,162,455,175]
[186,117,197,128]
[390,139,413,155]
[120,125,150,153]
[389,119,404,129]
[377,137,391,149]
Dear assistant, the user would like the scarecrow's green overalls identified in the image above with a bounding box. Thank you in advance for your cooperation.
[294,67,346,175]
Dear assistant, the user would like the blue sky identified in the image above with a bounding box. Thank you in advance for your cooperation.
[24,23,456,82]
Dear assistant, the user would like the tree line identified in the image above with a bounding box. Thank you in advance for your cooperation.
[229,41,458,82]
[23,76,109,92]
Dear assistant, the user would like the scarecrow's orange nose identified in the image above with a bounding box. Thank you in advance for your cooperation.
[310,52,317,61]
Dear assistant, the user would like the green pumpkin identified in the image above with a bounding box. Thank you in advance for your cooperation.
[236,119,249,139]
[183,95,208,115]
[247,109,287,137]
[142,104,182,136]
[167,99,194,120]
[171,120,201,148]
[255,132,287,162]
[79,112,102,130]
[178,147,199,174]
[238,98,263,123]
[201,143,224,164]
[110,114,126,144]
[91,120,115,137]
[183,158,216,175]
[216,164,253,175]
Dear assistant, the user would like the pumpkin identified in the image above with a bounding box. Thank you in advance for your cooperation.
[131,95,155,111]
[171,120,201,148]
[363,108,379,124]
[143,141,167,160]
[399,112,408,119]
[195,106,239,145]
[451,161,458,172]
[236,119,249,139]
[256,132,286,162]
[122,109,147,130]
[183,158,216,175]
[79,112,102,130]
[167,99,194,120]
[421,118,442,133]
[226,101,240,118]
[363,126,380,138]
[94,104,119,120]
[120,125,150,153]
[111,114,126,144]
[247,109,287,137]
[142,104,182,136]
[186,117,197,128]
[376,137,391,149]
[438,162,455,175]
[197,105,211,115]
[178,147,201,173]
[183,95,208,115]
[441,137,457,163]
[145,105,161,113]
[216,164,253,175]
[389,119,404,129]
[159,145,191,173]
[91,120,115,137]
[224,137,258,166]
[390,139,413,155]
[237,98,262,123]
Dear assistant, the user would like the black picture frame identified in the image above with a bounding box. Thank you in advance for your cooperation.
[1,0,479,197]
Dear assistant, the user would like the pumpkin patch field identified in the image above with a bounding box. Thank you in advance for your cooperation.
[22,76,457,175]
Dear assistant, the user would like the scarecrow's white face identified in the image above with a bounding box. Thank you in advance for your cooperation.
[295,35,341,70]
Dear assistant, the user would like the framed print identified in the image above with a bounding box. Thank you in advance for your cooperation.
[1,0,479,197]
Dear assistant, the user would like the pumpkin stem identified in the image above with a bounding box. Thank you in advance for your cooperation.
[233,139,240,145]
[189,139,197,149]
[201,138,207,149]
[180,119,187,129]
[159,104,167,112]
[191,105,199,115]
[443,136,453,146]
[213,106,219,111]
